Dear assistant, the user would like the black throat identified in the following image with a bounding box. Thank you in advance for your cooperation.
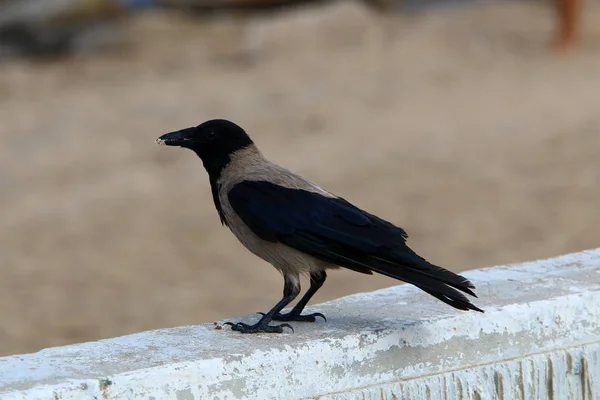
[194,151,230,226]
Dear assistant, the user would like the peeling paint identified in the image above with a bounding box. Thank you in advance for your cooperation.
[176,389,194,400]
[320,344,600,400]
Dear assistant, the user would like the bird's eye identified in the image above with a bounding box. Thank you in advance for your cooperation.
[206,131,216,140]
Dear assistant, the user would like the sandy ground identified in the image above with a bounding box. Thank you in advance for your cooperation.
[1,0,599,356]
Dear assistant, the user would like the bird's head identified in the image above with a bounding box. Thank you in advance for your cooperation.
[156,119,254,174]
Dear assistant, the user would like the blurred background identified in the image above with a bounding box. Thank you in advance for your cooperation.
[0,0,599,356]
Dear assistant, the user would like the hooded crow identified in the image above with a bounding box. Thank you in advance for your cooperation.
[156,119,483,333]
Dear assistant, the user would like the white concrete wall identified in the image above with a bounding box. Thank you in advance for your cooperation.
[1,249,600,400]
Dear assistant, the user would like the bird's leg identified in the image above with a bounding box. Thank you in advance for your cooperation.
[271,271,327,322]
[224,274,300,334]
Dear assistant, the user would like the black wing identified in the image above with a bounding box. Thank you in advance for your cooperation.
[228,180,482,312]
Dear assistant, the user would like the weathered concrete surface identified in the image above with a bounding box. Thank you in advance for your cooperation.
[1,248,599,399]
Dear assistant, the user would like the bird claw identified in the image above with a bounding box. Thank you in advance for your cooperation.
[223,321,294,334]
[272,311,327,322]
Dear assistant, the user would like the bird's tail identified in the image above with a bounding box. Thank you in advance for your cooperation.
[354,247,484,313]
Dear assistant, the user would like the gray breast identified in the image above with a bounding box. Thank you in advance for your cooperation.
[217,182,332,276]
[215,150,334,276]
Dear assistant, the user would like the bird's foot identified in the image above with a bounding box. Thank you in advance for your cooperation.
[223,320,294,334]
[259,311,327,322]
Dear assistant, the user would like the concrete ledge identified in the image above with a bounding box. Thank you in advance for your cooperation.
[1,249,600,399]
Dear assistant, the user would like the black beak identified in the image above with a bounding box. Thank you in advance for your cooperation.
[156,127,196,147]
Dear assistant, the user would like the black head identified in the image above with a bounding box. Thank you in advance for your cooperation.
[156,119,253,175]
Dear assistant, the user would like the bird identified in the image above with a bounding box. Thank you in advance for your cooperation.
[156,119,484,334]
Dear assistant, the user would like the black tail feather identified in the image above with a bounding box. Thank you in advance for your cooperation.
[384,248,477,295]
[420,288,484,313]
[328,248,483,313]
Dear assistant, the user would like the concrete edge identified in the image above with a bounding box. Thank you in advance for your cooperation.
[1,248,600,399]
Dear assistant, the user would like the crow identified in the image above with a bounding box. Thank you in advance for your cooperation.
[156,119,483,333]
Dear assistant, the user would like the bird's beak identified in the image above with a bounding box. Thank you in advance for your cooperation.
[155,127,196,147]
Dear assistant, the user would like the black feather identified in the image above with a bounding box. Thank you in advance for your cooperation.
[228,180,483,313]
